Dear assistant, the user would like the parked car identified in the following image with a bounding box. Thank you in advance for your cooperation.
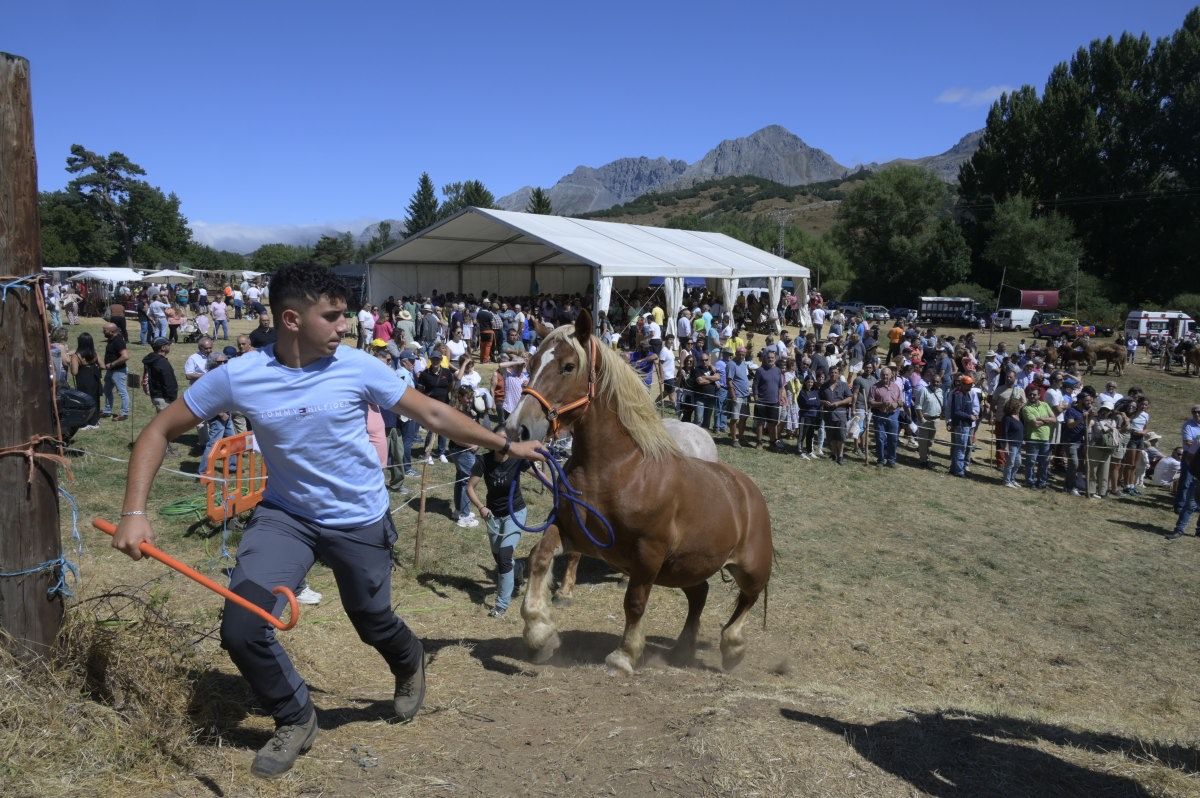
[1032,317,1097,339]
[861,304,890,321]
[889,307,917,322]
[839,301,865,317]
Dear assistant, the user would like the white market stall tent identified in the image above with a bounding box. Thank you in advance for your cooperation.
[367,208,811,329]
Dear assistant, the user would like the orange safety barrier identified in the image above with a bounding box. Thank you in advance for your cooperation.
[205,431,268,525]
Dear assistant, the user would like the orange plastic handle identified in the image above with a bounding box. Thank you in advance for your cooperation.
[92,517,299,631]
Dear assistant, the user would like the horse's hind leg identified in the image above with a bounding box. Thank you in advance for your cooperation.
[605,578,654,675]
[669,581,709,666]
[522,524,562,663]
[553,551,581,607]
[720,564,768,672]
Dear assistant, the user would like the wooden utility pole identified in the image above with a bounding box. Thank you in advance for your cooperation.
[0,52,63,656]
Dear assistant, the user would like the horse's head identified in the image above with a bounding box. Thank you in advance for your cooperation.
[506,309,596,443]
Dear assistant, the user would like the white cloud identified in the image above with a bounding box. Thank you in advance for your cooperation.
[935,85,1015,108]
[191,218,377,254]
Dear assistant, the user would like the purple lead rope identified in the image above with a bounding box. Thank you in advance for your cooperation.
[507,448,616,549]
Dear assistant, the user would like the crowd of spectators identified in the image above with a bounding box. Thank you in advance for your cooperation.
[50,277,1200,544]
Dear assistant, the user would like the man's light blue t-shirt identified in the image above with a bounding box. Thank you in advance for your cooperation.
[184,345,408,528]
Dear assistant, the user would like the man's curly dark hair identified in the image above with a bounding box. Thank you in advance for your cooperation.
[269,263,348,323]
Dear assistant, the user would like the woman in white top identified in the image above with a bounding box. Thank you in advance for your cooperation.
[445,328,468,365]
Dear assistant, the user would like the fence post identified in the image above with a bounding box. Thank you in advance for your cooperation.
[0,52,64,657]
[413,460,429,570]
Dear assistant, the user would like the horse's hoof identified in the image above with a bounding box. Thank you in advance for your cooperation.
[721,650,746,672]
[551,595,573,608]
[604,649,636,675]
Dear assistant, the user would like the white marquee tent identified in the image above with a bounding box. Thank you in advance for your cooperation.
[367,208,812,329]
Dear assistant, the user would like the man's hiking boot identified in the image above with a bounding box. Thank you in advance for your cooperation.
[394,656,426,721]
[251,707,318,779]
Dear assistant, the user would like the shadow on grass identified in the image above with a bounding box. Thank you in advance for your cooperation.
[782,707,1197,796]
[1107,518,1175,539]
[418,571,490,605]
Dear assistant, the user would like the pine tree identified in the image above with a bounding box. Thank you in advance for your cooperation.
[526,187,553,214]
[404,172,440,237]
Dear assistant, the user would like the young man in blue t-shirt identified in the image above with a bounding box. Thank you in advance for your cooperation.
[111,265,544,779]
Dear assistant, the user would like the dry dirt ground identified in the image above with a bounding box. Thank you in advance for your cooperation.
[5,319,1200,797]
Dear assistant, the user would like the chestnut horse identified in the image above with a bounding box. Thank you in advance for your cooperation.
[508,311,773,673]
[553,418,719,606]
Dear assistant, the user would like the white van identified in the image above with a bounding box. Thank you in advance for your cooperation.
[1124,310,1195,345]
[994,308,1037,331]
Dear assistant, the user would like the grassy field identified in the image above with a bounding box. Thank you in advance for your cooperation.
[3,317,1200,797]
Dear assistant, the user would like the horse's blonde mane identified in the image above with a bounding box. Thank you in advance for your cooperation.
[542,325,679,461]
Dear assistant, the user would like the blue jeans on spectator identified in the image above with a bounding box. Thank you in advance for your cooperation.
[1024,439,1051,487]
[424,430,447,458]
[1003,442,1023,484]
[715,387,729,432]
[102,367,130,417]
[1172,477,1200,535]
[694,392,716,430]
[949,424,972,475]
[199,415,234,476]
[873,410,899,464]
[139,318,151,344]
[452,449,476,520]
[1175,467,1196,514]
[1062,441,1083,492]
[233,299,244,319]
[486,508,526,612]
[214,318,229,340]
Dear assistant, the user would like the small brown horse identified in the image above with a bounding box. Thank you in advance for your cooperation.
[1090,342,1124,376]
[507,311,773,673]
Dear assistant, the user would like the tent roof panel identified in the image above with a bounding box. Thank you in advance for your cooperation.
[369,207,810,280]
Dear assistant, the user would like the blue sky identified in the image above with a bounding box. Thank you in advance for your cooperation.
[7,0,1196,251]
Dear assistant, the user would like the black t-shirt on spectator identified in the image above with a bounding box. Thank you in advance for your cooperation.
[472,452,525,517]
[249,326,277,348]
[104,334,127,369]
[417,366,453,403]
[690,364,718,396]
[476,308,493,331]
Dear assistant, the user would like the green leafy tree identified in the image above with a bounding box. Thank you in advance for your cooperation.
[782,226,853,290]
[38,190,116,266]
[312,232,355,266]
[981,195,1081,290]
[184,242,247,272]
[64,145,148,266]
[249,243,314,273]
[833,166,969,303]
[525,187,553,214]
[404,172,440,236]
[941,282,995,305]
[959,9,1200,300]
[439,179,496,219]
[126,183,192,265]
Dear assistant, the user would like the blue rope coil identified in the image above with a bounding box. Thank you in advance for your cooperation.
[508,448,616,549]
[0,485,83,599]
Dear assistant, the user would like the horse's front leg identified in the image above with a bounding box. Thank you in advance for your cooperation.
[522,524,563,663]
[605,578,654,675]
